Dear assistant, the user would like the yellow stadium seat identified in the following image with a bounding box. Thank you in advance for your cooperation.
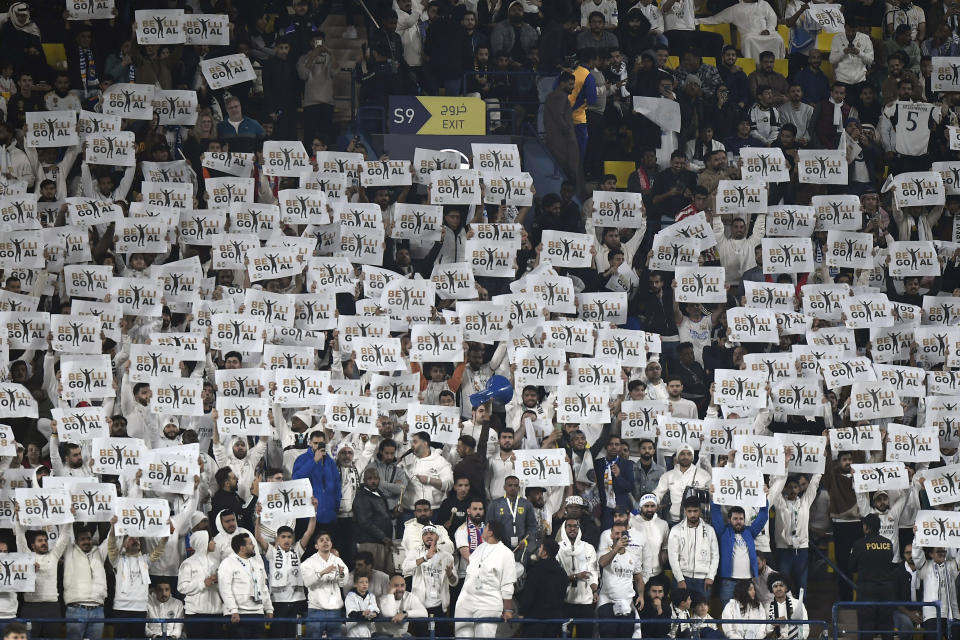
[604,161,636,189]
[703,56,717,66]
[774,59,788,76]
[778,24,790,50]
[42,43,67,69]
[666,56,680,69]
[737,57,756,75]
[871,26,882,40]
[817,31,835,51]
[699,22,732,45]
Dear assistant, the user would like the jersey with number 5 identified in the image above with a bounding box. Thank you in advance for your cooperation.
[887,101,938,156]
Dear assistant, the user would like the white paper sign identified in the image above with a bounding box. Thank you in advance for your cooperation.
[153,90,198,126]
[85,131,136,166]
[139,451,198,495]
[66,0,115,20]
[150,376,204,416]
[732,434,784,475]
[766,205,815,237]
[674,266,726,303]
[932,57,960,92]
[25,111,78,148]
[259,479,316,520]
[777,433,827,474]
[101,84,155,120]
[263,141,312,178]
[201,55,257,90]
[112,497,170,537]
[51,407,109,443]
[849,381,903,421]
[183,13,230,45]
[514,449,571,487]
[761,237,813,274]
[0,553,36,592]
[134,9,184,44]
[798,149,848,184]
[15,489,73,526]
[740,147,790,183]
[885,424,940,462]
[591,191,645,229]
[727,307,779,343]
[716,180,768,215]
[712,467,767,508]
[430,170,482,205]
[406,403,461,445]
[914,510,960,547]
[852,462,909,493]
[825,230,874,269]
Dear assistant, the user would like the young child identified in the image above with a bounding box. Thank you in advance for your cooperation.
[421,363,450,405]
[345,572,380,637]
[690,593,721,637]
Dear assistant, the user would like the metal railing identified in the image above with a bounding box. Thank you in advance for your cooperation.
[810,542,858,594]
[832,601,941,640]
[11,614,828,640]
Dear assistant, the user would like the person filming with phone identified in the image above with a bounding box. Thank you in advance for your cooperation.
[297,33,337,149]
[292,431,342,530]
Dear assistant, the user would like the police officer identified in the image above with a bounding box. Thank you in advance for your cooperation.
[849,513,895,639]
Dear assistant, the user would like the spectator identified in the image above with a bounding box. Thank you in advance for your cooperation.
[667,496,719,597]
[216,96,265,141]
[720,579,769,638]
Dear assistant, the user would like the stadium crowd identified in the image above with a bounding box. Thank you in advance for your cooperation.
[0,0,959,639]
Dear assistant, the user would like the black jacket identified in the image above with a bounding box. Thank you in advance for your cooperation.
[210,488,257,535]
[850,533,894,583]
[518,557,569,618]
[353,485,394,544]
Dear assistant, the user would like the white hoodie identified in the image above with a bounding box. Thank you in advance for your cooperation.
[400,449,454,509]
[213,436,266,502]
[557,527,599,605]
[301,550,348,610]
[177,530,222,615]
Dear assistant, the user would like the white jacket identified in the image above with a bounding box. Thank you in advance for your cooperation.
[401,520,455,559]
[214,436,267,502]
[667,519,719,582]
[768,474,822,550]
[301,551,348,610]
[217,553,273,615]
[400,450,453,509]
[557,528,599,605]
[629,513,669,579]
[457,541,517,612]
[63,541,108,606]
[912,544,960,620]
[146,594,185,638]
[377,591,428,637]
[713,214,767,284]
[177,531,222,615]
[344,590,379,637]
[720,599,769,639]
[653,461,712,522]
[400,546,459,610]
[15,522,69,602]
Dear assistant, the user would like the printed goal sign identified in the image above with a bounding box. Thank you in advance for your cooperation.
[514,449,571,487]
[259,479,316,520]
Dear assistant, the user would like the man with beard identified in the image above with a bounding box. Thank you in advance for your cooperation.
[211,467,258,534]
[653,443,711,524]
[708,484,770,604]
[551,495,601,549]
[212,510,260,563]
[768,470,823,594]
[631,494,670,580]
[486,427,517,500]
[14,509,72,638]
[595,435,635,526]
[505,385,555,436]
[401,499,454,559]
[487,476,538,562]
[634,438,666,498]
[107,515,169,640]
[49,421,94,478]
[557,516,600,638]
[453,498,487,598]
[213,425,267,503]
[823,430,865,601]
[855,489,907,564]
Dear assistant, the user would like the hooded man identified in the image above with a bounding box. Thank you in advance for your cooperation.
[402,499,455,558]
[213,426,267,503]
[212,510,259,563]
[400,431,454,511]
[177,529,223,640]
[557,516,600,639]
[270,407,314,473]
[401,524,459,619]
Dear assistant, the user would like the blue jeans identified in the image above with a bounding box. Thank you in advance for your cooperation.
[307,608,342,639]
[65,605,104,640]
[716,577,738,604]
[675,577,710,599]
[775,547,809,594]
[575,123,588,161]
[893,610,918,640]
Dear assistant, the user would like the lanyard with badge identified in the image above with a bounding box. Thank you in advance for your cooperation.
[506,497,520,547]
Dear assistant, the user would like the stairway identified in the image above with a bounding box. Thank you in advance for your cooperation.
[319,13,367,126]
